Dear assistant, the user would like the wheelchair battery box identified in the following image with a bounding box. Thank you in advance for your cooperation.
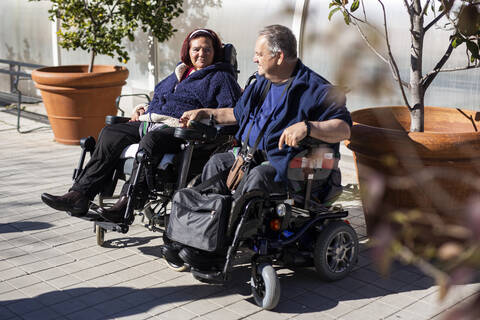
[167,188,232,253]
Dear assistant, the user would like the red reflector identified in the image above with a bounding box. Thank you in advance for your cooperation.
[344,219,351,225]
[270,219,281,231]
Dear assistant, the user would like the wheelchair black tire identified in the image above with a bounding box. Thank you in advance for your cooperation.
[251,263,281,310]
[314,220,358,281]
[96,225,105,247]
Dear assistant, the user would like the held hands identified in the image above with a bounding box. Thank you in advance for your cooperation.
[130,104,147,122]
[278,121,308,150]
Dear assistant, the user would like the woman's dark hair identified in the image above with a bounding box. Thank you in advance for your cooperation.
[180,29,223,67]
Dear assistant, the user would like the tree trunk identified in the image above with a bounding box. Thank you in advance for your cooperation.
[409,0,425,132]
[88,51,96,73]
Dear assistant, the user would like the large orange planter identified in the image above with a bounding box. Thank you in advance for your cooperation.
[346,106,480,237]
[32,65,129,145]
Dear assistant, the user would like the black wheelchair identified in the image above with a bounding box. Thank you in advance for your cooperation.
[164,138,359,310]
[72,118,238,247]
[69,43,241,247]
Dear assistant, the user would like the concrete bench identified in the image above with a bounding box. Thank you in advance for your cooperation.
[0,59,46,132]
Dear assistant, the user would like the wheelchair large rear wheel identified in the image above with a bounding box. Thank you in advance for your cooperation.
[251,263,281,310]
[314,220,358,281]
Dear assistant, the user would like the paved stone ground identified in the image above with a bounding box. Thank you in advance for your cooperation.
[0,107,478,320]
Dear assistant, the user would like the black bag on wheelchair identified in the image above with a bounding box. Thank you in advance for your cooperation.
[166,187,232,253]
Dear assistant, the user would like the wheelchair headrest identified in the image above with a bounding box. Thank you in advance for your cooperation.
[222,43,239,79]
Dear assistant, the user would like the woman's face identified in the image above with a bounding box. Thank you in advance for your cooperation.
[189,36,215,70]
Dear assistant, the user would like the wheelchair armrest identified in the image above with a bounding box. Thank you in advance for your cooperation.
[105,115,130,125]
[215,124,239,136]
[174,127,204,141]
[174,120,218,142]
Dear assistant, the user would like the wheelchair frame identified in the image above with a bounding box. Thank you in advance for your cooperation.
[169,141,359,310]
[72,119,238,245]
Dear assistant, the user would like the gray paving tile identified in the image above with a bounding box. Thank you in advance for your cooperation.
[6,274,42,290]
[181,299,223,316]
[0,305,18,320]
[0,289,30,306]
[291,291,337,310]
[47,274,84,289]
[0,111,478,320]
[21,307,62,320]
[65,307,105,320]
[49,298,89,315]
[6,298,44,316]
[157,307,197,320]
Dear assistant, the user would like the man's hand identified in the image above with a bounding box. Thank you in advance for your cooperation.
[130,104,146,122]
[278,121,308,149]
[179,109,206,127]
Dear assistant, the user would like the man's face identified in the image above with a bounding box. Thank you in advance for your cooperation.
[253,36,279,79]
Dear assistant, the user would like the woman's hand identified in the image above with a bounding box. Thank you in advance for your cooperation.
[179,109,206,127]
[130,104,146,122]
[278,121,308,150]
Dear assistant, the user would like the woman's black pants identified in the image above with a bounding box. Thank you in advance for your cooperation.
[71,121,183,201]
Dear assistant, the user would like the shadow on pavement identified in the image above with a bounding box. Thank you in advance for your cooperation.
[0,221,53,233]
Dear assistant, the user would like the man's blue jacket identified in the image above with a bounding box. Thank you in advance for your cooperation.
[233,59,352,183]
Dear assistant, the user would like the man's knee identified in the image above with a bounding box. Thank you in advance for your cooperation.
[202,152,235,181]
[241,165,284,194]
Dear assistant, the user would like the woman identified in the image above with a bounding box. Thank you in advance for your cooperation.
[41,29,242,222]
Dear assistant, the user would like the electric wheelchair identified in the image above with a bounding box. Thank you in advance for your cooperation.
[70,44,241,247]
[164,137,359,310]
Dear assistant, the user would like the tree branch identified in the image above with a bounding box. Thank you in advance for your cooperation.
[424,10,446,33]
[421,0,432,17]
[403,0,413,15]
[379,0,411,107]
[361,0,367,21]
[421,41,454,91]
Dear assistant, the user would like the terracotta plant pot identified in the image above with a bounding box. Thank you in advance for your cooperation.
[346,106,480,237]
[32,65,129,145]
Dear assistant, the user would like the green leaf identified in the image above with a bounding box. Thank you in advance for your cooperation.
[343,11,351,25]
[451,35,465,48]
[466,40,479,59]
[328,7,341,20]
[350,0,359,12]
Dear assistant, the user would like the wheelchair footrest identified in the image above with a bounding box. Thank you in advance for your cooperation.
[67,211,103,221]
[95,220,129,233]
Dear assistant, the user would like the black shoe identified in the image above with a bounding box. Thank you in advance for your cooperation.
[161,244,184,266]
[178,247,225,271]
[41,191,89,216]
[97,196,128,223]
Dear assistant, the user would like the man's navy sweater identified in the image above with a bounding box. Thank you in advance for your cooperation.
[233,60,352,183]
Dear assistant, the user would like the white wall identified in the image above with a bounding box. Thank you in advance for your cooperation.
[1,0,479,115]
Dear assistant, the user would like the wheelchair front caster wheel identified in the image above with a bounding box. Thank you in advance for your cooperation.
[96,225,105,246]
[251,263,281,310]
[314,221,358,281]
[165,259,188,272]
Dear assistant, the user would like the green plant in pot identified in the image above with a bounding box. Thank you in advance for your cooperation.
[329,0,480,315]
[30,0,183,144]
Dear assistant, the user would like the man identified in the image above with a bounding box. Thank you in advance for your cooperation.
[180,24,351,196]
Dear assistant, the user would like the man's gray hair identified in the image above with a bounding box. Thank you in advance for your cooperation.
[259,25,297,59]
